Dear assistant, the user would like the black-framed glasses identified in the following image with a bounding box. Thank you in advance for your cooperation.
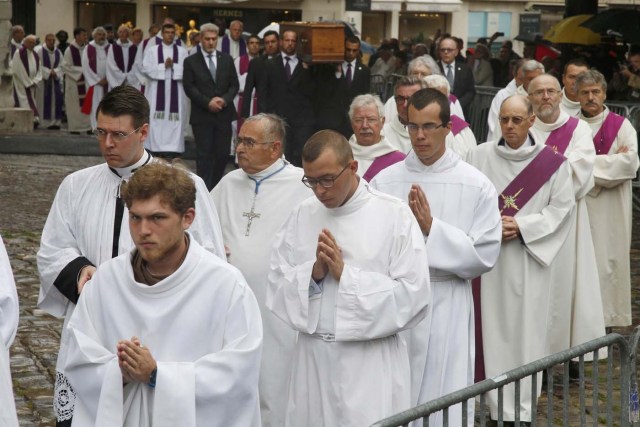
[234,137,275,149]
[93,126,142,143]
[499,115,532,125]
[301,164,350,189]
[394,95,411,105]
[406,122,446,134]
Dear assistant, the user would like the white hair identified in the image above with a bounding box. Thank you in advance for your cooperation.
[348,94,385,120]
[423,74,450,96]
[408,55,442,76]
[200,23,219,34]
[92,26,106,38]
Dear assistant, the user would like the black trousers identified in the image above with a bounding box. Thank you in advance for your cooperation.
[286,125,316,167]
[192,121,232,191]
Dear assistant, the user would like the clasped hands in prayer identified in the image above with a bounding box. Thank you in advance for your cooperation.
[408,184,433,235]
[312,229,344,282]
[118,336,157,386]
[501,216,520,241]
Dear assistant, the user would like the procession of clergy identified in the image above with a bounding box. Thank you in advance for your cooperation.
[1,20,638,427]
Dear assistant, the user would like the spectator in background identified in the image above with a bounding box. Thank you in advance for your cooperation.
[608,49,640,101]
[438,36,476,117]
[471,43,494,86]
[370,44,396,77]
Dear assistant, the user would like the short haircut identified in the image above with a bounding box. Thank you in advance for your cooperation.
[302,130,353,167]
[563,57,589,74]
[501,94,533,116]
[282,29,297,40]
[395,75,427,92]
[423,74,451,96]
[263,30,279,40]
[230,20,243,28]
[407,88,451,125]
[248,34,260,43]
[521,59,545,75]
[11,25,24,35]
[149,24,160,32]
[408,55,441,76]
[200,23,219,34]
[131,27,143,36]
[162,23,175,32]
[575,69,607,92]
[92,26,106,38]
[243,113,287,152]
[118,24,130,34]
[348,94,384,121]
[345,35,361,46]
[122,161,196,215]
[439,36,457,48]
[527,73,561,94]
[73,27,86,38]
[97,85,150,129]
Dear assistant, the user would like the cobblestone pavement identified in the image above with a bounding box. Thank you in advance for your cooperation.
[1,153,639,426]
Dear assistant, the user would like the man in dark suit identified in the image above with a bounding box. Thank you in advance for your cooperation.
[259,29,315,166]
[313,36,371,139]
[183,23,239,190]
[438,36,475,117]
[241,30,280,119]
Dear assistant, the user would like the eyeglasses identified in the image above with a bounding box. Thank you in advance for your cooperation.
[93,126,142,142]
[439,48,456,53]
[406,122,446,134]
[530,88,560,98]
[394,95,411,105]
[301,164,350,189]
[352,117,380,126]
[499,115,532,125]
[234,137,275,149]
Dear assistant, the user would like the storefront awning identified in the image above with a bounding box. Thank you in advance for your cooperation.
[372,0,463,13]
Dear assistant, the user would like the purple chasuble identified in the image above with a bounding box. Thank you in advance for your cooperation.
[593,112,625,155]
[155,43,180,121]
[222,35,246,57]
[42,49,63,120]
[362,151,406,182]
[69,45,87,107]
[112,44,138,73]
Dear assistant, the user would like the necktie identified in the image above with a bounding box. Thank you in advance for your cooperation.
[285,56,292,80]
[346,63,352,85]
[446,64,454,88]
[207,54,216,83]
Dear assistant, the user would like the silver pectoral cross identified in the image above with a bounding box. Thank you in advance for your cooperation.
[242,205,261,236]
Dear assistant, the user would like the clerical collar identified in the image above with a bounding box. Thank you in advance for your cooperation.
[247,159,288,194]
[533,110,569,132]
[109,150,152,179]
[499,134,534,150]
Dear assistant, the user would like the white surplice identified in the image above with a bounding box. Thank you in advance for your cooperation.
[486,79,517,143]
[383,97,465,138]
[37,46,63,128]
[530,112,605,352]
[11,47,42,119]
[582,108,640,326]
[383,113,412,154]
[37,153,226,423]
[61,41,91,132]
[64,236,262,427]
[142,42,188,153]
[0,235,19,427]
[81,41,109,129]
[371,149,501,426]
[446,125,477,158]
[211,160,312,427]
[349,133,401,177]
[106,40,141,90]
[266,179,431,427]
[466,138,575,421]
[560,89,581,117]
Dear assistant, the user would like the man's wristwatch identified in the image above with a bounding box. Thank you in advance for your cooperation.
[148,367,157,388]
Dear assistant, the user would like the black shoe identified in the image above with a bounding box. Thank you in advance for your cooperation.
[33,122,39,129]
[47,125,61,130]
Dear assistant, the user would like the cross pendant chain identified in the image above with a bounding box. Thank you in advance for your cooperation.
[242,196,261,236]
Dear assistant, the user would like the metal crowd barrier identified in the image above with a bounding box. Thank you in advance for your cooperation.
[467,86,499,143]
[371,333,631,427]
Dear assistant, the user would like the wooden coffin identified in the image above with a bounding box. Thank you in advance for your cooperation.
[279,22,345,63]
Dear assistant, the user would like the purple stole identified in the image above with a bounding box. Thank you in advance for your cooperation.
[42,49,63,120]
[12,43,19,107]
[18,47,40,117]
[86,43,109,75]
[362,151,406,182]
[450,114,470,136]
[222,36,246,57]
[594,112,625,155]
[448,94,458,104]
[112,43,138,73]
[474,141,567,382]
[544,116,579,155]
[155,43,180,120]
[69,45,87,107]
